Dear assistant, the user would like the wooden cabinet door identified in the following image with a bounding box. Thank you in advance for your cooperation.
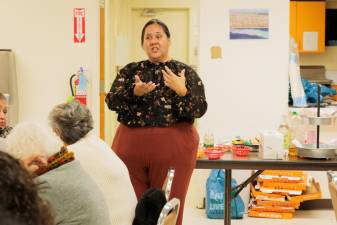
[296,1,326,53]
[290,1,297,43]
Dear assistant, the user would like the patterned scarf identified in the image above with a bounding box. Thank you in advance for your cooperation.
[0,126,12,138]
[35,146,75,176]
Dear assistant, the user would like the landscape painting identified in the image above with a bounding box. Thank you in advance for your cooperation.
[230,9,269,39]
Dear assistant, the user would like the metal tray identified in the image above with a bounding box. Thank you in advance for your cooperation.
[297,144,337,159]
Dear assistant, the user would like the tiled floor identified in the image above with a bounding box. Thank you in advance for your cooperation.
[183,207,336,225]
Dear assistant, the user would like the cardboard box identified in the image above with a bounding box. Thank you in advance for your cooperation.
[259,130,284,159]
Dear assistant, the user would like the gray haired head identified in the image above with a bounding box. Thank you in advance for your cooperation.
[48,101,93,145]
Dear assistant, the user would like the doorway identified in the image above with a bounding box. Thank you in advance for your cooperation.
[129,8,189,63]
[103,0,202,209]
[105,3,194,146]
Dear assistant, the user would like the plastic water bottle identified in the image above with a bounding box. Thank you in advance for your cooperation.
[278,115,291,155]
[203,132,214,148]
[288,111,302,156]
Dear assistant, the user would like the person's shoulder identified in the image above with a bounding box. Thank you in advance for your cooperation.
[123,62,137,68]
[169,60,197,75]
[5,126,13,132]
[71,134,110,155]
[170,60,194,70]
[0,137,6,150]
[82,135,130,170]
[43,160,84,181]
[36,167,73,197]
[123,60,147,70]
[42,160,100,192]
[119,61,147,77]
[170,59,187,67]
[0,126,13,138]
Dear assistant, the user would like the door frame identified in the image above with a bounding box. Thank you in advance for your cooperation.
[99,2,105,140]
[125,1,195,65]
[103,0,197,144]
[128,7,190,64]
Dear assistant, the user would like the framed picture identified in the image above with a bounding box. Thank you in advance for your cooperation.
[230,9,269,40]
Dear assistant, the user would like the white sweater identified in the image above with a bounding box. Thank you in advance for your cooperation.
[68,134,137,225]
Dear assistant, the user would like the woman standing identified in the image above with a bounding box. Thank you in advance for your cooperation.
[105,19,207,225]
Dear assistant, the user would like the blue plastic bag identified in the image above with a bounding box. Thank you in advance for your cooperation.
[206,169,245,219]
[302,79,336,103]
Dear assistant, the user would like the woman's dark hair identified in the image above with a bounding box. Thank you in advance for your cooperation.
[0,151,54,225]
[141,19,171,45]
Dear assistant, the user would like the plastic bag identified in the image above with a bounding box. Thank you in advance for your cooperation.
[302,79,336,103]
[289,38,307,107]
[206,169,245,219]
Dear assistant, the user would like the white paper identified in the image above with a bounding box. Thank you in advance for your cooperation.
[303,32,318,51]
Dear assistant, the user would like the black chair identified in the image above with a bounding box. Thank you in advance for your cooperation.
[133,167,180,225]
[157,168,180,225]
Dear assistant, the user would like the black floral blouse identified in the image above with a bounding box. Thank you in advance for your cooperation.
[105,60,207,127]
[0,126,12,138]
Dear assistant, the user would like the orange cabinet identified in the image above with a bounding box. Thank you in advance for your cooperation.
[290,1,326,53]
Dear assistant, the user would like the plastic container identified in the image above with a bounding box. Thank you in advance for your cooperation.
[288,145,298,157]
[203,132,214,148]
[213,144,230,152]
[301,116,336,126]
[232,145,251,157]
[204,147,225,160]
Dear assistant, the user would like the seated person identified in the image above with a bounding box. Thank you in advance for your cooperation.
[133,188,167,225]
[5,122,111,225]
[0,93,12,138]
[0,150,54,225]
[48,101,137,225]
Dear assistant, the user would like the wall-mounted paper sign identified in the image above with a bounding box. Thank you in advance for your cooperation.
[303,32,318,51]
[210,46,222,59]
[74,8,85,43]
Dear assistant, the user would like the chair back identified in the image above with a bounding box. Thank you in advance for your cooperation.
[327,171,337,221]
[157,198,180,225]
[162,167,175,200]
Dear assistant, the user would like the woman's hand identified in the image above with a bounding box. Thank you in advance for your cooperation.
[162,66,187,96]
[133,75,157,96]
[21,153,47,174]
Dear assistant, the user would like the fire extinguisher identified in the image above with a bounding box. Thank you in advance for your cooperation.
[70,67,87,105]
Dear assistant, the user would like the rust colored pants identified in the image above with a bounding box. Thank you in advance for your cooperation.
[112,123,199,225]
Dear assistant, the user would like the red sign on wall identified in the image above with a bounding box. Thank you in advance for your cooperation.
[74,8,85,43]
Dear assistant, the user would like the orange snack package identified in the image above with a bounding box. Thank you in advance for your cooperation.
[256,199,300,209]
[248,210,293,219]
[260,180,307,191]
[250,204,295,213]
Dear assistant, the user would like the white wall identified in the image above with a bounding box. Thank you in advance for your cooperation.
[186,0,289,209]
[198,0,289,140]
[0,0,100,132]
